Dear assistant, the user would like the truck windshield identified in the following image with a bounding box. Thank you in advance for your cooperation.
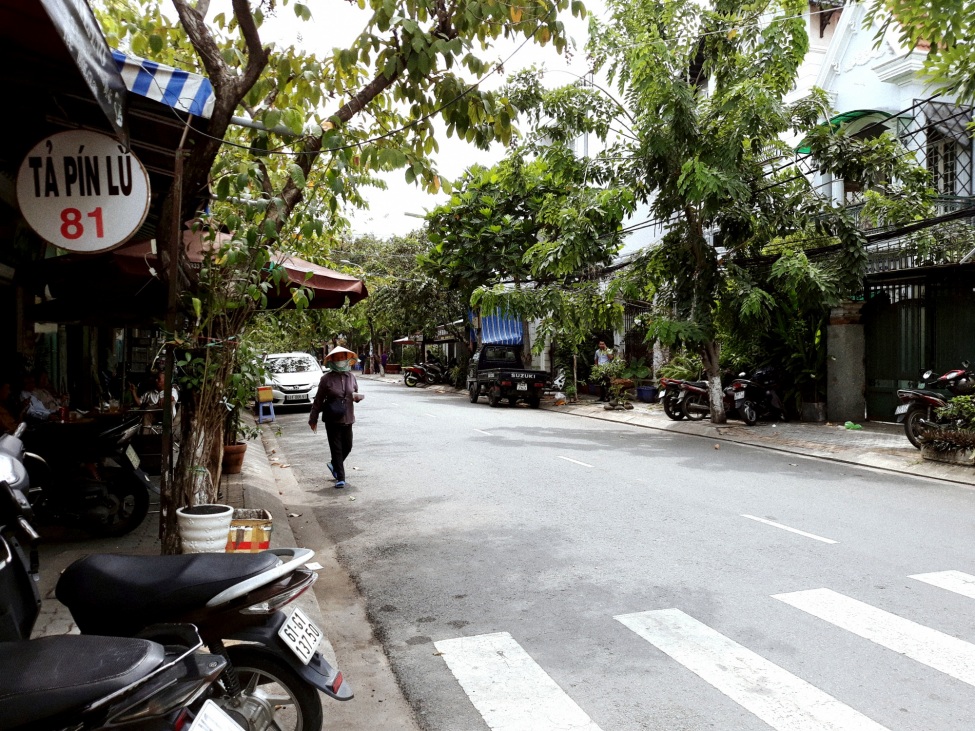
[483,348,518,362]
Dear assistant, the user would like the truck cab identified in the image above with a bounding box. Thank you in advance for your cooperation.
[467,346,549,408]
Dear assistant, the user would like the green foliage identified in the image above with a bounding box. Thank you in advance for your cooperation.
[936,395,975,429]
[223,340,267,444]
[656,350,703,381]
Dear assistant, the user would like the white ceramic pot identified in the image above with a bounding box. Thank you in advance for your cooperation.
[176,504,234,553]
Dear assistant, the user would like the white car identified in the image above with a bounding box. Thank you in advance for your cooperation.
[263,352,323,407]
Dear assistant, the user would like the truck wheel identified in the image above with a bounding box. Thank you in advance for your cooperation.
[469,384,479,403]
[528,397,540,409]
[489,390,501,408]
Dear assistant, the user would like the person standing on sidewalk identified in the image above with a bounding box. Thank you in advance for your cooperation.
[309,346,364,488]
[594,340,614,402]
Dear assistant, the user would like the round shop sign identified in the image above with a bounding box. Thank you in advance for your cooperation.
[16,130,151,254]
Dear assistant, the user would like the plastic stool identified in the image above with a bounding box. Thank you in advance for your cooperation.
[257,400,275,423]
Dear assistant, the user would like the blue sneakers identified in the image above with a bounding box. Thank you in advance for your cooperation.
[327,462,336,479]
[334,480,346,488]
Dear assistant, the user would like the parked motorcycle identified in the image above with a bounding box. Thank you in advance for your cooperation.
[0,432,353,731]
[659,377,691,421]
[12,416,152,537]
[677,380,714,421]
[725,367,788,426]
[0,480,229,731]
[403,363,428,387]
[896,360,975,449]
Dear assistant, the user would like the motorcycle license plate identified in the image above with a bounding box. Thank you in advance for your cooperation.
[125,444,141,470]
[895,404,910,415]
[278,607,323,665]
[517,382,528,391]
[189,700,244,731]
[734,392,744,401]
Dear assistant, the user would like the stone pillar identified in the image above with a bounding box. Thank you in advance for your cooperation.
[826,300,866,423]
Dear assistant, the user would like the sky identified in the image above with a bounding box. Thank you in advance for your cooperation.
[258,0,606,240]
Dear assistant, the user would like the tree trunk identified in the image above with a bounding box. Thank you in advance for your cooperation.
[702,339,726,424]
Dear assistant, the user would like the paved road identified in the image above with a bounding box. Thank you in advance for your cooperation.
[274,378,975,731]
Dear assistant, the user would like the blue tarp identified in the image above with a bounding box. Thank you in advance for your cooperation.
[478,310,522,345]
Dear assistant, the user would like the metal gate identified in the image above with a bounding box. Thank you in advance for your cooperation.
[863,269,975,420]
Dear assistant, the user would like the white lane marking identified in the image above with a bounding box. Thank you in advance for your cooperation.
[557,456,593,468]
[616,609,889,731]
[424,412,437,418]
[434,632,603,731]
[774,588,975,687]
[741,515,837,544]
[473,429,492,436]
[910,571,975,600]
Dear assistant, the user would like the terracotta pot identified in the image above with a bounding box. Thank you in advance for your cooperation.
[221,442,247,475]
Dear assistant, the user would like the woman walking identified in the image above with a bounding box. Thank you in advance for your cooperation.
[309,346,364,488]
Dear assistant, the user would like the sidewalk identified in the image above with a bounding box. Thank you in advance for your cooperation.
[363,372,975,487]
[32,440,332,660]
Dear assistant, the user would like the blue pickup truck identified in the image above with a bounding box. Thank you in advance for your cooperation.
[467,346,549,408]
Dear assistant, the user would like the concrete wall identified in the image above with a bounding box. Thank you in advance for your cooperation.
[827,301,866,422]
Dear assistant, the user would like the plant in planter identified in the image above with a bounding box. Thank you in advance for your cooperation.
[919,395,975,464]
[565,383,578,403]
[221,341,267,476]
[591,357,634,409]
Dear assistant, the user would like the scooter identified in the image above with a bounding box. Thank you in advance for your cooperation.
[896,360,975,449]
[0,435,353,731]
[724,367,788,426]
[0,480,229,731]
[403,363,428,387]
[17,417,152,537]
[659,377,691,420]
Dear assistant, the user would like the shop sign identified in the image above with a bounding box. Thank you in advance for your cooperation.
[16,130,151,254]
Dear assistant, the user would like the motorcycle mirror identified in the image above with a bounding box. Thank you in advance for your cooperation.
[922,370,933,380]
[964,360,971,369]
[738,372,746,377]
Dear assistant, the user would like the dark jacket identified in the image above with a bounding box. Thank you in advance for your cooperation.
[309,371,358,425]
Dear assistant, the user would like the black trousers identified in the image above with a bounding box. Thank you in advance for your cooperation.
[324,422,354,480]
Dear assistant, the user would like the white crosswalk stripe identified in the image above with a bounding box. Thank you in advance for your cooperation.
[434,631,604,731]
[773,587,975,688]
[436,574,975,730]
[616,608,890,731]
[910,570,975,600]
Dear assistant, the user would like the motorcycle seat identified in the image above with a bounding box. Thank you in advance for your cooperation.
[896,388,943,399]
[56,552,281,631]
[0,635,164,729]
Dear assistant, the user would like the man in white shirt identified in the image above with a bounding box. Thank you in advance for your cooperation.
[20,373,58,421]
[593,340,614,402]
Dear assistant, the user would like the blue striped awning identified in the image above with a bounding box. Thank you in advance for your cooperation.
[480,311,522,345]
[112,49,215,119]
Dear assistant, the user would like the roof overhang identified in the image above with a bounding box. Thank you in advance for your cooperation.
[795,109,901,154]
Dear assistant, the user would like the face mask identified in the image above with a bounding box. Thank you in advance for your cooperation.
[329,359,351,372]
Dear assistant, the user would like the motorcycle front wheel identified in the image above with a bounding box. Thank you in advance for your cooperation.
[404,373,419,387]
[904,408,928,449]
[662,395,685,421]
[85,468,150,537]
[221,646,323,731]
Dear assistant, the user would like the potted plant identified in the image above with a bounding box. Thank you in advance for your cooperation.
[591,357,634,410]
[622,357,656,402]
[919,395,975,466]
[221,342,266,475]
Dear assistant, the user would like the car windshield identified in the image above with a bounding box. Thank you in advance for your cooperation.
[266,356,320,374]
